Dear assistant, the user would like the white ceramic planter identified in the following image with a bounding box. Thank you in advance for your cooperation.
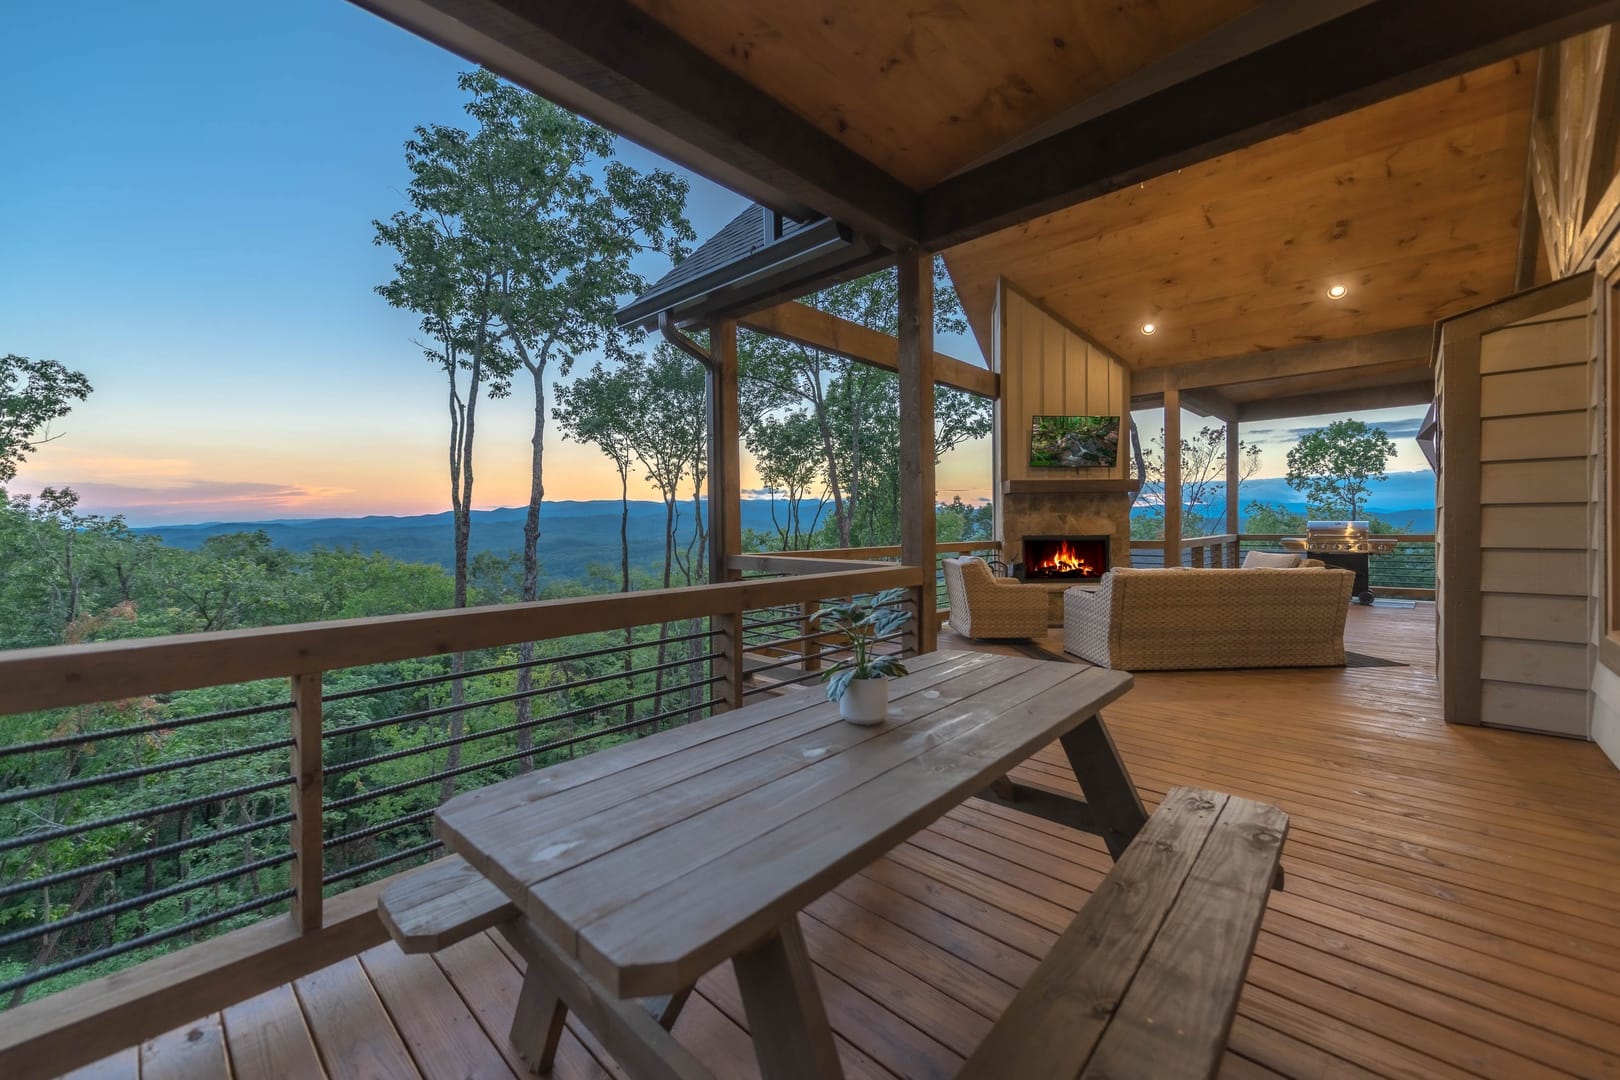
[838,676,889,725]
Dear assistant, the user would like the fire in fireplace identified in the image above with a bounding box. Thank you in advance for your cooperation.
[1018,534,1110,581]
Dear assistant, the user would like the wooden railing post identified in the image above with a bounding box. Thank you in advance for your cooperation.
[715,613,746,712]
[800,601,822,674]
[290,672,323,933]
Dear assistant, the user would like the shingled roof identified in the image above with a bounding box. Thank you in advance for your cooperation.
[615,204,886,329]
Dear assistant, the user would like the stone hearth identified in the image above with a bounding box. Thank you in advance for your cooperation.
[1001,491,1133,576]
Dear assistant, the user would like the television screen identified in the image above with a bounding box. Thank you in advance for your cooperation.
[1030,414,1121,469]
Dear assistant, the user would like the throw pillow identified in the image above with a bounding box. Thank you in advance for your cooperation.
[1242,550,1302,569]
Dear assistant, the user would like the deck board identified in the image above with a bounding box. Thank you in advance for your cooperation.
[69,604,1620,1080]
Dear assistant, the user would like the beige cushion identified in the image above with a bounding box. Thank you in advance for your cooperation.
[1243,550,1302,569]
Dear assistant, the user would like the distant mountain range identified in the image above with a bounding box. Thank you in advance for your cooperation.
[133,469,1436,579]
[1224,470,1436,532]
[133,499,831,583]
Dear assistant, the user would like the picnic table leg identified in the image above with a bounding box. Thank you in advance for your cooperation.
[732,915,843,1080]
[1060,713,1148,861]
[511,970,569,1074]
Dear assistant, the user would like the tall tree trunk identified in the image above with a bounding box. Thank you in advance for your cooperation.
[688,486,707,717]
[514,361,547,773]
[619,467,634,726]
[653,497,676,719]
[439,348,481,805]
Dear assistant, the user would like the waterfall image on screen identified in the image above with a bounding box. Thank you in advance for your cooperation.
[1030,415,1121,469]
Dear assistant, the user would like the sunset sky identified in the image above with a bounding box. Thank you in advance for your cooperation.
[3,2,1425,527]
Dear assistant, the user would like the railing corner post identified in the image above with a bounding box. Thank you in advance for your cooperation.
[291,671,324,933]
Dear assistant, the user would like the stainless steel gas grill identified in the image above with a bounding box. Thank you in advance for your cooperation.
[1280,521,1401,605]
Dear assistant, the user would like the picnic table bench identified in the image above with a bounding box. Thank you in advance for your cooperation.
[378,651,1287,1079]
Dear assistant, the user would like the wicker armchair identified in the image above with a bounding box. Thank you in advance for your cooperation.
[942,557,1050,640]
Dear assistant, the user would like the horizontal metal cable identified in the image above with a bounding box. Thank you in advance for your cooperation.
[325,672,724,779]
[322,838,441,886]
[322,648,719,743]
[743,646,852,678]
[0,851,294,951]
[0,695,295,759]
[0,735,292,809]
[323,625,718,703]
[742,611,805,632]
[0,811,294,904]
[322,806,436,851]
[0,888,293,999]
[325,695,720,813]
[0,773,290,857]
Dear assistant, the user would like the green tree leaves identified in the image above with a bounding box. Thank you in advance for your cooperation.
[1284,419,1397,520]
[0,355,91,485]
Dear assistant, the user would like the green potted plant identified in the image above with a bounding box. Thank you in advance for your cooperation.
[811,587,913,724]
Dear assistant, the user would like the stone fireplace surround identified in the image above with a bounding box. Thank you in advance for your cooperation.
[1001,490,1133,577]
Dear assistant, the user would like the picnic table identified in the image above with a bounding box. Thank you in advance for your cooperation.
[419,649,1144,1079]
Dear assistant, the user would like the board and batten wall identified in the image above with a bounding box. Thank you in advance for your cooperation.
[997,282,1130,485]
[1437,276,1596,736]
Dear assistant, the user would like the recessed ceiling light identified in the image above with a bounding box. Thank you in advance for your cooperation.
[1140,323,1157,336]
[1327,284,1348,300]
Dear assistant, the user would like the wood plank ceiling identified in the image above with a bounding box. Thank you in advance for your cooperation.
[944,55,1538,369]
[623,0,1260,191]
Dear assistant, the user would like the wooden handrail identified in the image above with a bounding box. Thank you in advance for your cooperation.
[0,565,925,716]
[734,540,999,562]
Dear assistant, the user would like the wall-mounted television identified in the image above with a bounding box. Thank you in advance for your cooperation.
[1030,414,1121,469]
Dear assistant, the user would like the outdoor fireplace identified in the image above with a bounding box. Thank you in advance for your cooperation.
[1017,534,1110,581]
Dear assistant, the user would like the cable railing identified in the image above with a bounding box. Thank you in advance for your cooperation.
[0,563,923,1017]
[1238,533,1436,596]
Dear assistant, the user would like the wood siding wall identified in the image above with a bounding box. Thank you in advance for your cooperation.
[1475,307,1593,735]
[998,283,1130,485]
[1436,275,1595,734]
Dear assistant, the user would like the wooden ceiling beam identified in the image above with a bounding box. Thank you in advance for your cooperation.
[737,301,999,399]
[1235,381,1435,422]
[921,0,1620,248]
[347,0,920,246]
[1179,389,1238,423]
[1129,326,1433,396]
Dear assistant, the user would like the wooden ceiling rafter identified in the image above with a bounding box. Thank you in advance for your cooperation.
[737,300,998,399]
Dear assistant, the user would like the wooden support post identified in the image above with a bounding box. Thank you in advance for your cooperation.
[898,250,937,655]
[708,318,743,586]
[1162,387,1182,569]
[290,672,323,933]
[1225,418,1241,539]
[709,318,746,712]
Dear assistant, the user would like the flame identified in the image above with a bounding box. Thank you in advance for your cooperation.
[1032,541,1096,576]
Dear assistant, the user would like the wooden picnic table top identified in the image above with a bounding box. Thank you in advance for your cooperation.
[435,650,1134,999]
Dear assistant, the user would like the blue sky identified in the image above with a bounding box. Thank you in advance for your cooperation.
[0,1,783,522]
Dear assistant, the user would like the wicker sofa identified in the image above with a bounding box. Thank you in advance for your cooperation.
[942,557,1049,640]
[1063,566,1356,670]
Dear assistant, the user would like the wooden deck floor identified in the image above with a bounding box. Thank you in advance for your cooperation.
[66,604,1620,1079]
